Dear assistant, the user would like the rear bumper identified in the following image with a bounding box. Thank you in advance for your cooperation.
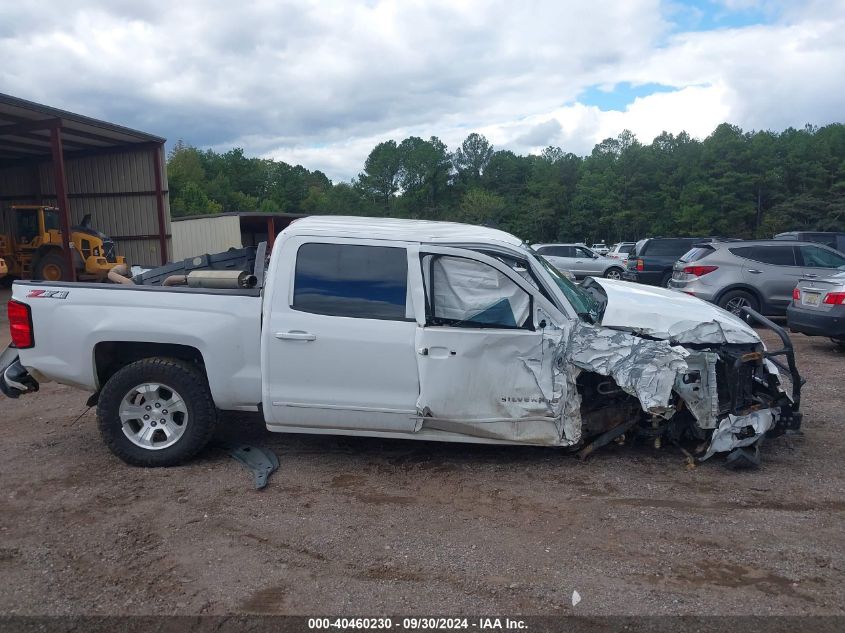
[787,304,845,338]
[622,270,661,284]
[667,279,718,302]
[0,346,39,399]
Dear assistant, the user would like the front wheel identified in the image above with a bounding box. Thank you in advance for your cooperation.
[604,267,624,280]
[97,358,217,466]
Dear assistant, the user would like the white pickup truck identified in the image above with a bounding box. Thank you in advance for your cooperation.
[2,216,802,468]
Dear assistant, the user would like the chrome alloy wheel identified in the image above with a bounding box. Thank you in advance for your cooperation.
[119,383,188,450]
[724,296,750,314]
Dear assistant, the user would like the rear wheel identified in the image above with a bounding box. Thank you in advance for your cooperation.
[717,290,759,316]
[97,358,217,466]
[659,272,672,288]
[604,267,624,280]
[33,252,68,281]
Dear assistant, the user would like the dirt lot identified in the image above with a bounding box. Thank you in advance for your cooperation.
[1,287,843,616]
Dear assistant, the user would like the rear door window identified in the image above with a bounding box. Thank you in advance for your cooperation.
[292,243,409,320]
[539,245,573,257]
[750,245,798,266]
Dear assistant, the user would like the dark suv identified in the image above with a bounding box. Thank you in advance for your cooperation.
[774,231,845,253]
[623,237,716,287]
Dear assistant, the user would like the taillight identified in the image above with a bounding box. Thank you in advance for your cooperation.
[8,300,34,349]
[682,265,718,277]
[636,258,644,271]
[823,292,845,305]
[792,288,801,301]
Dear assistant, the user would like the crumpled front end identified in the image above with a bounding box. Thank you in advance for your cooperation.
[563,307,802,466]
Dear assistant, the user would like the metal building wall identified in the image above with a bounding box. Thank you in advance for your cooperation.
[0,146,170,268]
[0,164,39,235]
[171,215,242,260]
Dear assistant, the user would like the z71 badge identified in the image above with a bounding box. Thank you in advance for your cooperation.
[27,289,69,299]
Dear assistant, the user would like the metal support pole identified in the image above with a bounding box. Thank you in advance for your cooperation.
[152,144,168,265]
[49,126,76,281]
[266,216,276,251]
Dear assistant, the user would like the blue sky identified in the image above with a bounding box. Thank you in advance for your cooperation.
[1,0,843,180]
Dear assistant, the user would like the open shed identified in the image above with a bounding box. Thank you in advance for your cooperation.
[171,212,306,261]
[0,92,171,278]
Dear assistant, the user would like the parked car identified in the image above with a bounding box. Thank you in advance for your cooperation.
[606,242,636,262]
[787,271,845,348]
[532,243,626,280]
[623,237,712,287]
[591,242,609,255]
[670,240,845,315]
[774,231,845,253]
[2,216,800,468]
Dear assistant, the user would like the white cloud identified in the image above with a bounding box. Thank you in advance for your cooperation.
[1,0,844,181]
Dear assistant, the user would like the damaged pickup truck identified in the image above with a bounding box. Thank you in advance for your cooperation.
[2,217,802,468]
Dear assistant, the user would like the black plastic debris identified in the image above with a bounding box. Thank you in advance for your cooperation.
[219,443,279,489]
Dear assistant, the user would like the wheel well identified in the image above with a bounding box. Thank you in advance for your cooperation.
[94,342,206,389]
[713,284,764,308]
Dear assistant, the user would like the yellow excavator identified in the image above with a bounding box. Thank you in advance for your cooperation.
[0,205,126,282]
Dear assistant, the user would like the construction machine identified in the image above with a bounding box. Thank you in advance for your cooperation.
[0,205,126,282]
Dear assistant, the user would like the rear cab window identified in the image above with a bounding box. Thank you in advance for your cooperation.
[292,243,410,320]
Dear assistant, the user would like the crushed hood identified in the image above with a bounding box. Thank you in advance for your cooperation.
[591,278,761,345]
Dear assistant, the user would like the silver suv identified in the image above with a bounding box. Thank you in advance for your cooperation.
[532,243,626,280]
[669,240,845,315]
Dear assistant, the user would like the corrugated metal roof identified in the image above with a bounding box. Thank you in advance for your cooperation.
[0,92,164,161]
[171,211,307,222]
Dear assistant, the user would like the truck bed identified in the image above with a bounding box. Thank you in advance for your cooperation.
[11,280,263,411]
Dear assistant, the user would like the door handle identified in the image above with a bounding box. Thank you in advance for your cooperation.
[747,269,762,274]
[804,273,818,278]
[275,331,317,341]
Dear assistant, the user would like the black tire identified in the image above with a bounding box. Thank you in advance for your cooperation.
[604,267,624,280]
[97,358,217,467]
[717,289,759,316]
[33,251,68,281]
[659,272,672,288]
[832,338,845,350]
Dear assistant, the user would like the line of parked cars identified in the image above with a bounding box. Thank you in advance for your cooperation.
[538,231,845,348]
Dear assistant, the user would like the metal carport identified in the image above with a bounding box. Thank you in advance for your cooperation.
[0,92,171,280]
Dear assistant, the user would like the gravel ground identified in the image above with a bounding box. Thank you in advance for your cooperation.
[0,287,843,616]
